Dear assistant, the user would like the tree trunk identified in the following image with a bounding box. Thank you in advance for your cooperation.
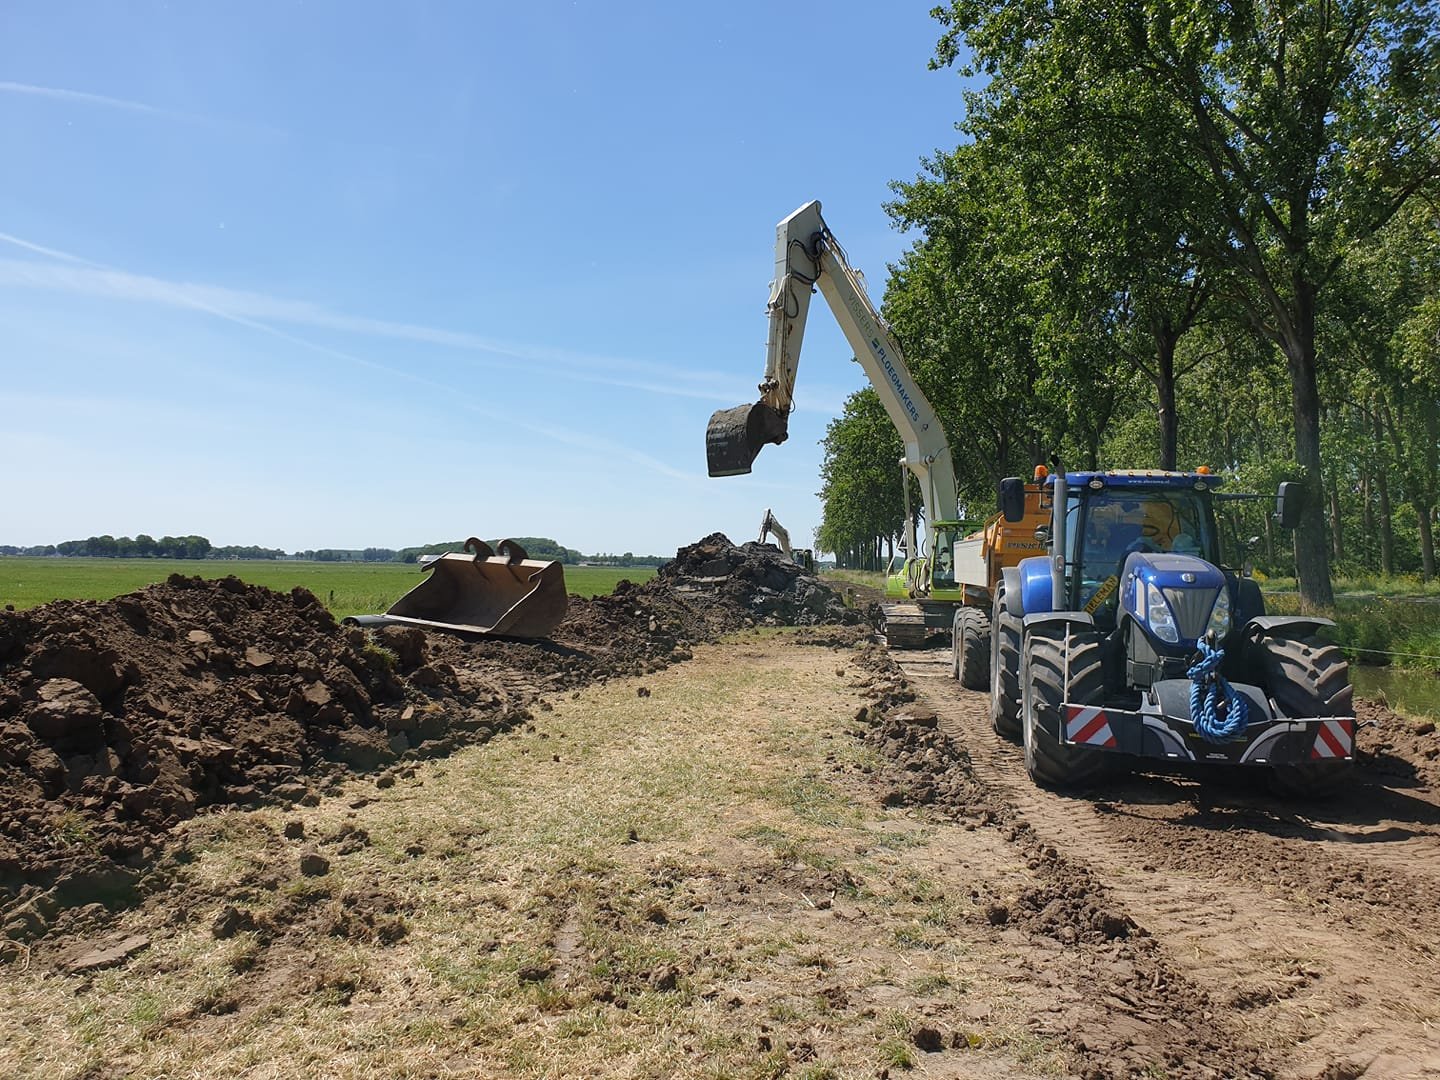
[1423,398,1440,581]
[1329,478,1343,564]
[1280,284,1335,608]
[1360,471,1374,560]
[1155,328,1178,470]
[1418,505,1437,582]
[1373,409,1395,576]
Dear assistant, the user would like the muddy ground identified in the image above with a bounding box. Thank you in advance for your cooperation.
[2,538,1438,1079]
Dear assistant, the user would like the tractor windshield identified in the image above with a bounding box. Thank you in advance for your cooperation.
[1067,488,1217,622]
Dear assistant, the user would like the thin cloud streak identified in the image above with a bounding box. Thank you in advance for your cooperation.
[0,234,724,483]
[0,245,738,396]
[0,250,846,413]
[0,80,168,115]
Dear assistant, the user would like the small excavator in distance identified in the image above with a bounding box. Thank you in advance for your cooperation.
[706,199,1043,648]
[758,508,815,573]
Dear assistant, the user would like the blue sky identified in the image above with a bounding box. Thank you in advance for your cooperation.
[1,2,972,555]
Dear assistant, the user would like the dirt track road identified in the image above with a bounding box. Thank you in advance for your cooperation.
[893,645,1440,1079]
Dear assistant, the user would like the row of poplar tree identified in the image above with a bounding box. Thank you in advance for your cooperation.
[817,0,1439,608]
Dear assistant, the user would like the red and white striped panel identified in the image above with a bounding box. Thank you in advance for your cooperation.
[1065,705,1118,748]
[1310,718,1354,760]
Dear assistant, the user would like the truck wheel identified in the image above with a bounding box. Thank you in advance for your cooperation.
[1255,634,1354,799]
[953,607,991,691]
[989,585,1022,740]
[1021,625,1115,789]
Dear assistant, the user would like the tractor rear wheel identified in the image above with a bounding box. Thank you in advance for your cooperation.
[1021,625,1115,789]
[953,606,991,690]
[989,585,1022,740]
[1255,634,1354,798]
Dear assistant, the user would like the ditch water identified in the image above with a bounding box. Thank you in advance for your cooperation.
[1352,663,1440,722]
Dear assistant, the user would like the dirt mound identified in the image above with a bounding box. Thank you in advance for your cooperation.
[427,533,866,687]
[0,536,867,944]
[1357,696,1440,788]
[652,533,864,629]
[0,575,535,936]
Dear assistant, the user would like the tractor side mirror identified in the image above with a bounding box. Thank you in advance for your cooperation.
[1241,535,1261,578]
[999,477,1025,523]
[1275,481,1303,530]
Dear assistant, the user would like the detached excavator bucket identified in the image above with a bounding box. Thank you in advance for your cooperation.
[347,539,568,640]
[706,401,789,477]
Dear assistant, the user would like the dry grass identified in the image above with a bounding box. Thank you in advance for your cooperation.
[0,633,1066,1079]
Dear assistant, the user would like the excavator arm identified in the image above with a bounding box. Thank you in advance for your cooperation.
[757,508,793,556]
[707,200,960,556]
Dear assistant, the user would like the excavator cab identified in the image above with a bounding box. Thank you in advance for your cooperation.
[345,538,568,639]
[706,401,789,477]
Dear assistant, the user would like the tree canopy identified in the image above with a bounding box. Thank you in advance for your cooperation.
[817,0,1440,602]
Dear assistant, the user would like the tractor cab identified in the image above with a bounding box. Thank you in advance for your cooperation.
[1063,475,1222,633]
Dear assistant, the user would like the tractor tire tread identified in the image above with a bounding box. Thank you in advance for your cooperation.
[1255,634,1354,799]
[956,607,991,691]
[990,587,1022,740]
[1022,626,1114,790]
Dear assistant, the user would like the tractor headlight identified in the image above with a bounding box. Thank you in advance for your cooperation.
[1145,580,1180,643]
[1206,587,1232,639]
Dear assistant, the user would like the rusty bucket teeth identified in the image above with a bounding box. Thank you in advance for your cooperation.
[371,537,567,639]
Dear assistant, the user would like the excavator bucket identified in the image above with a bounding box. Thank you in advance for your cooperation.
[706,401,789,477]
[346,538,568,639]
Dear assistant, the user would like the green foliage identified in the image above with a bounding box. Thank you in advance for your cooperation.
[854,0,1440,605]
[0,534,222,559]
[816,388,908,568]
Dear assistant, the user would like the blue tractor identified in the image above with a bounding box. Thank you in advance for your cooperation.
[990,470,1355,797]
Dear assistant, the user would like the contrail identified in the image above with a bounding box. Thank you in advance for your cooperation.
[0,80,166,115]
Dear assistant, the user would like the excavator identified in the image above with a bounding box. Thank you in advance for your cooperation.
[758,508,815,573]
[706,199,1045,648]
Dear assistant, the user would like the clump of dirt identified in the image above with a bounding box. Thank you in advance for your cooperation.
[0,535,866,945]
[652,533,866,631]
[1356,696,1440,788]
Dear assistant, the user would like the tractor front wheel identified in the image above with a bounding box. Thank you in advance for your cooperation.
[1021,625,1116,790]
[1254,634,1354,799]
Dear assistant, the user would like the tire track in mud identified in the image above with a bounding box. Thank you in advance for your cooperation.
[894,648,1440,1079]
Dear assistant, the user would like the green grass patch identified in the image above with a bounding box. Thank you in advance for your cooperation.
[822,569,886,593]
[0,557,651,618]
[1262,573,1440,599]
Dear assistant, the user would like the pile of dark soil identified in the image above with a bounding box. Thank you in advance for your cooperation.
[0,576,534,926]
[653,533,866,630]
[0,535,865,943]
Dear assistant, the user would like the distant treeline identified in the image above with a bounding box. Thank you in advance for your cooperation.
[0,535,668,566]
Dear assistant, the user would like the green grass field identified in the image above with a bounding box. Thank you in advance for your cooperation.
[0,558,654,620]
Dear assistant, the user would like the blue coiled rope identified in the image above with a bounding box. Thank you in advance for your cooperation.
[1188,637,1249,743]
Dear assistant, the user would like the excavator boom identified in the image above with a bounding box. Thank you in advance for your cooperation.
[707,199,959,573]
